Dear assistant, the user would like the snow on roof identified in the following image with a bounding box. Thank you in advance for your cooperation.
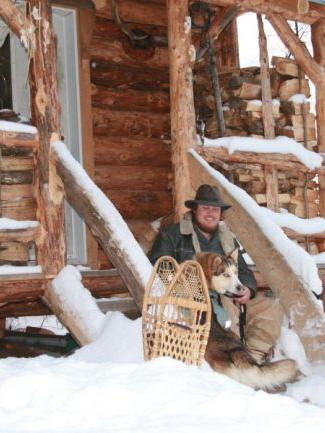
[52,141,153,287]
[202,135,323,170]
[189,149,323,297]
[0,120,37,134]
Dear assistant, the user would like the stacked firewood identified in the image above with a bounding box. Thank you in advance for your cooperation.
[202,56,316,151]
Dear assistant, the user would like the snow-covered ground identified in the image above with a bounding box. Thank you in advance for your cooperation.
[1,311,325,433]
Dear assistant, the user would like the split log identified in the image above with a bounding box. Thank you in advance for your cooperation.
[90,62,170,91]
[233,82,261,99]
[286,113,316,129]
[90,38,169,69]
[91,85,170,113]
[92,108,170,138]
[188,150,325,361]
[279,126,316,142]
[0,156,34,171]
[271,56,300,78]
[93,0,168,26]
[94,136,171,167]
[94,165,171,191]
[279,78,310,101]
[281,100,310,115]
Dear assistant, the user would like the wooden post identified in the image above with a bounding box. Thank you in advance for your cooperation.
[312,19,325,230]
[167,0,197,221]
[77,7,98,269]
[257,14,278,211]
[27,0,66,275]
[0,0,32,38]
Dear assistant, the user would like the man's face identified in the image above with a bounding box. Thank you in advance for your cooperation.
[193,204,221,233]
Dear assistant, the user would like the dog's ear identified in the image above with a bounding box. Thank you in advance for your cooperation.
[195,252,223,283]
[228,248,239,263]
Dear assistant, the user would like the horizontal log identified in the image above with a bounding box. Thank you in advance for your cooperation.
[0,184,33,201]
[90,62,169,90]
[90,38,169,69]
[0,300,50,319]
[0,226,40,243]
[93,16,167,41]
[286,113,316,129]
[198,146,325,174]
[102,189,173,219]
[0,156,34,171]
[0,242,29,263]
[0,270,128,303]
[0,130,38,148]
[279,78,310,101]
[94,136,171,167]
[0,197,36,220]
[93,0,168,26]
[206,0,324,24]
[95,165,171,190]
[91,85,170,112]
[0,170,33,185]
[93,108,170,139]
[281,100,310,115]
[279,126,316,142]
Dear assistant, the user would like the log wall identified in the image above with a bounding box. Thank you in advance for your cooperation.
[90,1,239,268]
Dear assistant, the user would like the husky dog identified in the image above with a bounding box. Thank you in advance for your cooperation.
[195,251,301,392]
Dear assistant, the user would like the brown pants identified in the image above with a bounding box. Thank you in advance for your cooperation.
[222,292,284,363]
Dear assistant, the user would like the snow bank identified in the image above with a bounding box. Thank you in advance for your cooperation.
[260,209,325,235]
[203,135,323,170]
[52,141,153,287]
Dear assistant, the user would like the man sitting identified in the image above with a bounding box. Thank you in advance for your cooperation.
[149,184,283,364]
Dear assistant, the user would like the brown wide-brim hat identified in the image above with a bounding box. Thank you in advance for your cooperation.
[184,184,231,210]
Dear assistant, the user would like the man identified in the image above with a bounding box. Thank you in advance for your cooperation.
[149,184,283,364]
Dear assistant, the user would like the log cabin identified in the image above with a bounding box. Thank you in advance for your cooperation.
[0,0,325,359]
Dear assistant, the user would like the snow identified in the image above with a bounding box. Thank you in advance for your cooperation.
[0,265,42,275]
[52,141,153,287]
[0,218,38,230]
[51,265,105,341]
[1,312,325,433]
[189,149,323,299]
[0,120,37,134]
[202,135,323,170]
[289,94,309,104]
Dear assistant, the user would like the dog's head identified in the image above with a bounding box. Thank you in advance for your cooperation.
[195,250,245,297]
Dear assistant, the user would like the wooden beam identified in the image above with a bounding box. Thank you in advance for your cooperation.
[267,13,322,85]
[0,130,38,149]
[27,0,66,276]
[167,0,197,221]
[0,0,32,39]
[208,5,241,42]
[197,147,325,174]
[0,226,41,243]
[52,144,151,309]
[188,150,325,361]
[206,0,323,25]
[257,14,278,211]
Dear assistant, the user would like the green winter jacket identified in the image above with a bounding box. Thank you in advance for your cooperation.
[149,212,257,295]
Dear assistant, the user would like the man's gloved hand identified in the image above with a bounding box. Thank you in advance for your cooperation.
[235,285,251,305]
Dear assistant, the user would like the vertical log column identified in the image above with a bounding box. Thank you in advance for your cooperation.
[312,19,325,235]
[27,0,66,275]
[257,14,278,211]
[167,0,197,221]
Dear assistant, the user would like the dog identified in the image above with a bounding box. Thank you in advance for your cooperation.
[195,251,301,393]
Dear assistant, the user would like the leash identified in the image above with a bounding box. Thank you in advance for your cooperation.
[239,304,246,343]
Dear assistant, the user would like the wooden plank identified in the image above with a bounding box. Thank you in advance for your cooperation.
[0,197,36,220]
[0,185,33,201]
[0,156,34,171]
[0,226,40,243]
[188,150,325,361]
[0,130,38,149]
[0,242,29,263]
[279,78,310,101]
